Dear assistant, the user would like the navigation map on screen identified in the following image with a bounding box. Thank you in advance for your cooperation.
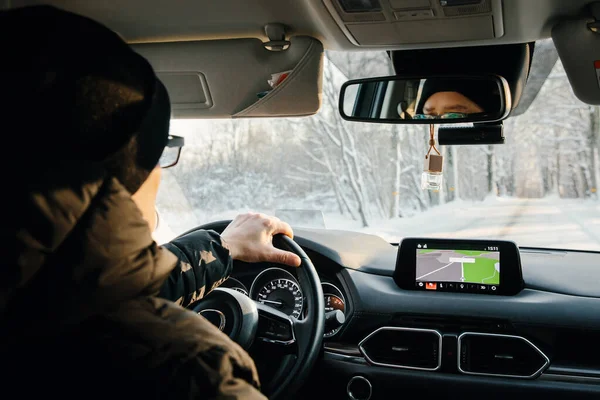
[416,249,500,285]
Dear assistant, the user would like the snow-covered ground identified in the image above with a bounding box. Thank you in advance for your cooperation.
[156,196,600,252]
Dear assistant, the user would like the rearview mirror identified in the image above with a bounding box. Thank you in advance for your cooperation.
[339,75,511,124]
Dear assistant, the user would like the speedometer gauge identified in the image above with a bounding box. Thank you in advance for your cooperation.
[257,278,303,319]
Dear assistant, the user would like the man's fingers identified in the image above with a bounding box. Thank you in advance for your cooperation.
[267,219,299,266]
[265,248,302,267]
[271,219,294,239]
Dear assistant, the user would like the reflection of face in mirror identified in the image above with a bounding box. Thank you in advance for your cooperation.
[413,78,500,120]
[422,91,484,117]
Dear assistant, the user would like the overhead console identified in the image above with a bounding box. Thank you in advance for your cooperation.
[323,0,504,46]
[394,238,524,295]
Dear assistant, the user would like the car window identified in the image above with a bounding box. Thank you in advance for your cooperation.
[156,40,600,252]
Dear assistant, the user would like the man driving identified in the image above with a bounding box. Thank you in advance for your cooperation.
[1,5,299,399]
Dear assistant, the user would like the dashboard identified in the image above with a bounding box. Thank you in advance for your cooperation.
[208,227,600,399]
[249,228,600,400]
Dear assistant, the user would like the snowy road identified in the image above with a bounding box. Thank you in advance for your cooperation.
[329,196,600,252]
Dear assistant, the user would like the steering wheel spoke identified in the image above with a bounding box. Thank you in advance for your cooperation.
[255,301,296,346]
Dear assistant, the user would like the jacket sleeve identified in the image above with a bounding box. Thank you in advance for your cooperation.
[158,229,233,307]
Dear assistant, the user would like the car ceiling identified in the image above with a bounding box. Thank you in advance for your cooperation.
[2,0,596,50]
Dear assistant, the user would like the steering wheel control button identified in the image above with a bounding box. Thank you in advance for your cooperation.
[258,315,293,342]
[347,376,372,400]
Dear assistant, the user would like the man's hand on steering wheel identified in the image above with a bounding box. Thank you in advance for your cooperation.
[220,213,302,267]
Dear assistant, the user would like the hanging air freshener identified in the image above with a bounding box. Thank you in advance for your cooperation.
[421,124,444,191]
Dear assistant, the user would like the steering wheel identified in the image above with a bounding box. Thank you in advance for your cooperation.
[181,220,324,399]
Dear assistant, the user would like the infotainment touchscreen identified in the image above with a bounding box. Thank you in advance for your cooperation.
[394,238,523,295]
[417,244,500,288]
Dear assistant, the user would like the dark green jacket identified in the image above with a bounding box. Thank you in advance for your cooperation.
[1,164,265,399]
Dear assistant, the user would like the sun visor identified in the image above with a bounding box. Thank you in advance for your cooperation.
[133,36,323,118]
[552,15,600,105]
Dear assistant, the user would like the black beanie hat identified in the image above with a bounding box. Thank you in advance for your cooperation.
[415,78,501,115]
[0,5,170,192]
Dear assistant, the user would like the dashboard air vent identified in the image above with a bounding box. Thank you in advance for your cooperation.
[359,327,441,370]
[459,333,550,378]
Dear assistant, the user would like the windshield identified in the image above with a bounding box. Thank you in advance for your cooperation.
[156,40,600,252]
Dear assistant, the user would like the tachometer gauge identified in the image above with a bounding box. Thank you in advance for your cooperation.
[257,278,303,319]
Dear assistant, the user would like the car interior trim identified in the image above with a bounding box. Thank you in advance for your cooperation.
[539,373,600,385]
